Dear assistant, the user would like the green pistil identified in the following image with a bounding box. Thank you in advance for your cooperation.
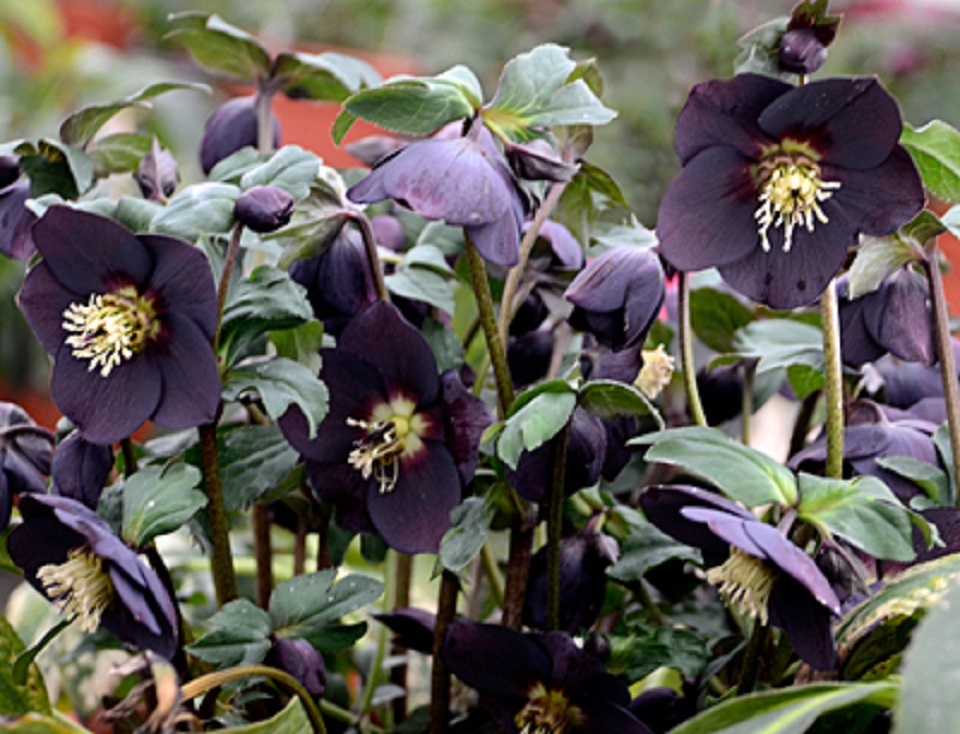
[62,287,158,377]
[37,547,115,633]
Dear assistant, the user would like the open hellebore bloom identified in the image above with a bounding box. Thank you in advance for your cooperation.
[657,74,923,309]
[641,485,841,669]
[279,301,490,554]
[8,493,178,659]
[442,619,653,734]
[565,246,665,352]
[346,117,528,267]
[17,207,220,445]
[0,401,54,530]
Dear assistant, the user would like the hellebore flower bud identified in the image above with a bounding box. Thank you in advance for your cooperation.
[199,94,281,174]
[0,157,36,261]
[235,185,295,233]
[51,431,114,510]
[266,637,326,698]
[778,28,828,74]
[135,140,179,201]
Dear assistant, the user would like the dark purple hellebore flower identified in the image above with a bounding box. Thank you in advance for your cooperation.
[0,175,36,261]
[0,402,54,530]
[507,329,554,389]
[8,493,178,659]
[641,485,841,669]
[199,94,281,175]
[375,606,437,654]
[657,74,923,309]
[17,206,220,445]
[279,301,491,554]
[442,619,653,734]
[778,0,841,75]
[288,223,378,336]
[346,118,529,267]
[838,268,934,368]
[51,431,114,509]
[565,246,665,352]
[266,637,325,698]
[234,185,295,233]
[525,218,584,272]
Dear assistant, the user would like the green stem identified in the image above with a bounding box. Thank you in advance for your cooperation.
[255,89,275,155]
[120,437,138,477]
[819,280,845,478]
[253,504,273,609]
[320,699,382,732]
[924,241,960,506]
[546,421,571,632]
[357,549,397,720]
[198,420,238,605]
[391,553,413,723]
[501,516,535,630]
[741,362,755,446]
[738,622,770,694]
[181,664,326,734]
[429,571,460,734]
[678,272,707,427]
[479,542,505,608]
[634,579,665,626]
[213,225,244,353]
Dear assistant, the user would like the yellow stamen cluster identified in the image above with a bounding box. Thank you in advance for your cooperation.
[705,547,778,625]
[635,344,675,400]
[62,288,158,377]
[37,547,115,633]
[346,418,406,493]
[754,153,840,254]
[515,686,579,734]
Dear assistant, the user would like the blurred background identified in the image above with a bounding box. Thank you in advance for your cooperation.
[1,0,959,423]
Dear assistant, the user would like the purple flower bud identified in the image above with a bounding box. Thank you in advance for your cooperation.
[505,139,578,182]
[135,140,179,201]
[199,95,281,175]
[266,637,326,698]
[0,179,37,261]
[778,28,829,74]
[51,431,114,509]
[235,185,295,233]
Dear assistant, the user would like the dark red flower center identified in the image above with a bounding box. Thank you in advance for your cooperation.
[62,286,160,377]
[515,685,579,733]
[36,546,115,633]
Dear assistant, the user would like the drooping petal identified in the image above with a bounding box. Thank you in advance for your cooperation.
[148,312,220,429]
[304,460,375,535]
[674,73,786,164]
[51,431,114,508]
[139,234,218,338]
[17,261,85,355]
[31,207,153,295]
[768,578,838,670]
[439,370,492,484]
[375,607,437,655]
[0,180,36,261]
[657,146,761,272]
[863,267,935,365]
[51,342,162,445]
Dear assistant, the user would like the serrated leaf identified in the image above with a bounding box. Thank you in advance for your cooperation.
[59,82,209,147]
[270,570,384,635]
[343,77,475,137]
[87,132,154,177]
[732,318,823,376]
[218,697,310,733]
[609,627,709,682]
[607,521,701,583]
[274,50,381,102]
[0,614,49,717]
[633,426,798,507]
[151,181,240,239]
[498,388,577,470]
[219,425,300,510]
[797,474,915,561]
[670,681,897,734]
[438,497,492,574]
[847,235,919,299]
[187,598,272,667]
[165,12,272,82]
[385,267,455,315]
[578,380,659,423]
[901,120,960,203]
[121,464,206,547]
[239,145,321,200]
[222,357,328,439]
[690,287,756,353]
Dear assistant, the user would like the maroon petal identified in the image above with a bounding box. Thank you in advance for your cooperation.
[466,217,521,268]
[657,146,760,272]
[139,234,218,338]
[304,460,375,535]
[366,442,461,554]
[148,313,220,430]
[579,701,655,734]
[768,579,837,670]
[31,207,153,294]
[17,261,78,355]
[51,343,162,445]
[337,302,440,406]
[674,74,787,164]
[758,77,902,170]
[439,370,492,484]
[864,268,935,366]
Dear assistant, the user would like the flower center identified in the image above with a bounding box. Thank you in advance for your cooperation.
[635,344,675,400]
[515,686,579,734]
[62,287,159,377]
[36,547,115,633]
[705,548,778,625]
[346,417,408,493]
[754,151,840,254]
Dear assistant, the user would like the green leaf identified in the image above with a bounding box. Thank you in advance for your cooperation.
[59,82,209,147]
[385,247,456,314]
[187,598,272,667]
[274,50,381,102]
[498,384,577,470]
[0,615,50,717]
[270,319,324,374]
[86,132,155,177]
[634,426,798,507]
[0,713,89,733]
[902,120,960,203]
[219,425,300,510]
[151,182,240,239]
[121,464,206,548]
[732,318,823,376]
[270,569,384,636]
[933,421,957,506]
[607,521,701,583]
[609,627,709,682]
[895,578,960,733]
[846,234,920,300]
[16,139,93,198]
[734,17,789,78]
[165,13,272,82]
[670,681,897,734]
[786,363,825,400]
[689,287,756,353]
[422,317,465,373]
[876,455,950,504]
[438,497,493,574]
[578,380,659,423]
[797,474,915,561]
[238,145,321,200]
[343,75,476,137]
[222,357,328,439]
[302,622,368,654]
[219,265,313,365]
[218,697,310,733]
[114,196,164,233]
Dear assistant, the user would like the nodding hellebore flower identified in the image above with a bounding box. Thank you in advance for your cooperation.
[17,206,220,445]
[564,246,665,352]
[442,619,654,734]
[199,94,281,175]
[234,185,295,233]
[641,485,841,669]
[657,74,923,309]
[279,301,491,554]
[0,401,54,530]
[8,493,178,659]
[346,117,529,268]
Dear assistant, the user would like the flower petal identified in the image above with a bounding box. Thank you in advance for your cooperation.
[140,234,218,338]
[17,261,81,355]
[657,146,760,272]
[864,268,935,365]
[304,460,375,535]
[768,579,838,670]
[51,342,162,445]
[439,370,492,484]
